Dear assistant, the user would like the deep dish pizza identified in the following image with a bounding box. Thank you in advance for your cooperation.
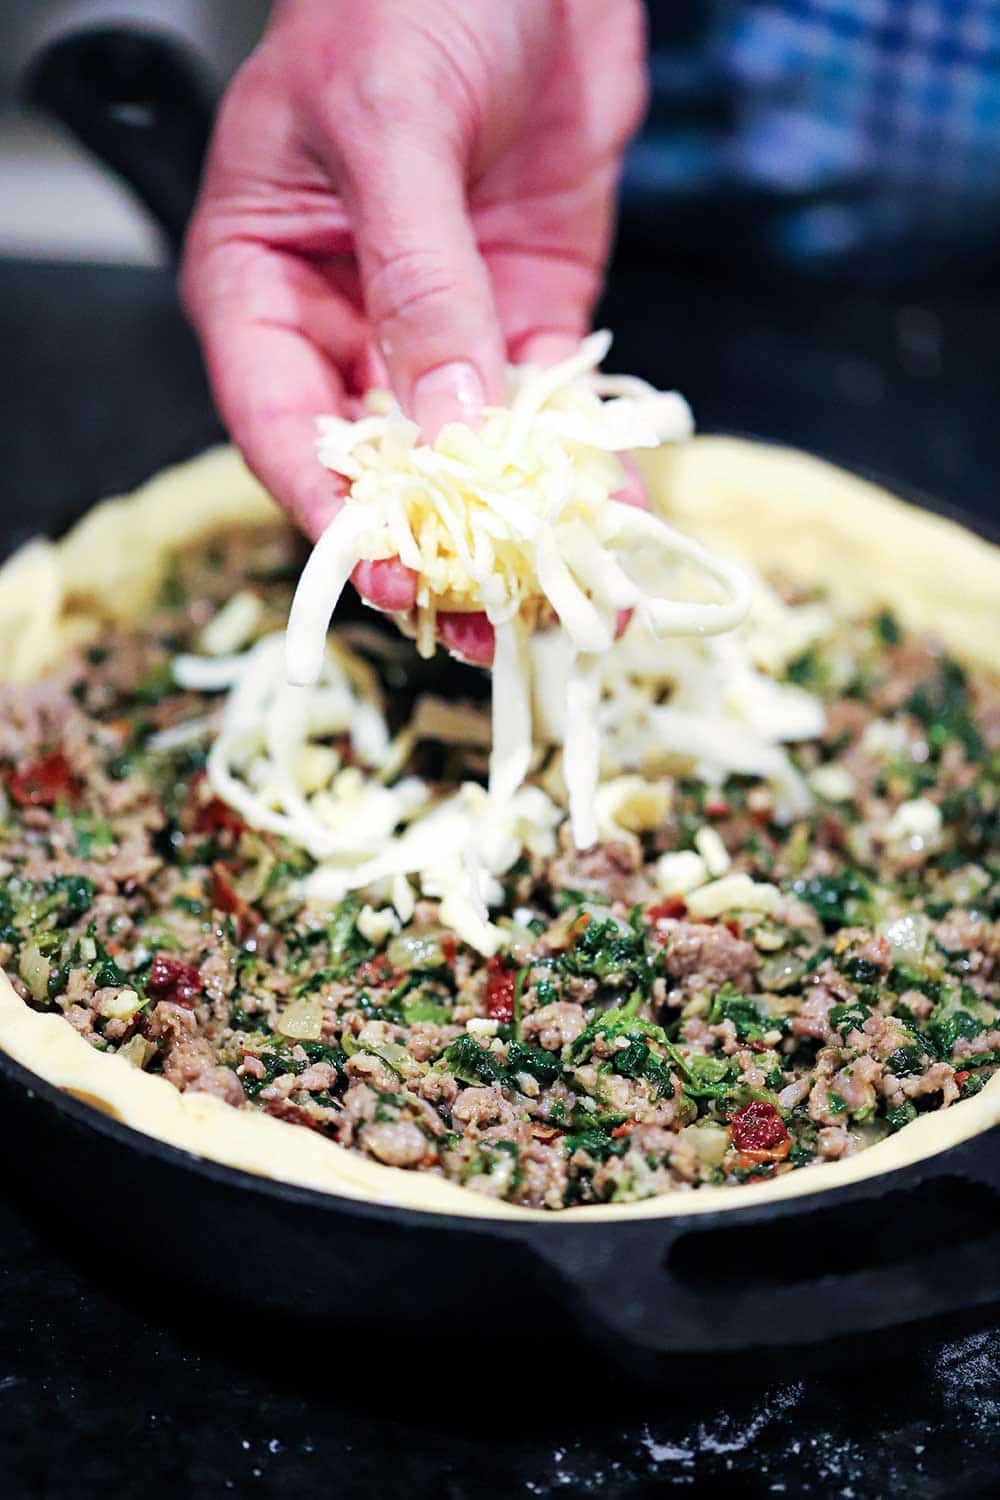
[0,433,996,1216]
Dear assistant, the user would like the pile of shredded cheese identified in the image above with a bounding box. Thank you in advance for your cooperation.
[175,335,835,956]
[287,332,753,849]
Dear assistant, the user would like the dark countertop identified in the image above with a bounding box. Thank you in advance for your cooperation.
[1,254,1000,1499]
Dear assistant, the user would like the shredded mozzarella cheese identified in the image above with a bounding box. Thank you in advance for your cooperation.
[286,332,753,850]
[654,851,709,896]
[685,873,781,918]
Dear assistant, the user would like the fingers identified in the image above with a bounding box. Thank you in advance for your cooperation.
[320,117,507,438]
[181,240,351,540]
[613,454,650,511]
[182,233,416,612]
[437,611,495,666]
[351,558,418,612]
[484,243,604,371]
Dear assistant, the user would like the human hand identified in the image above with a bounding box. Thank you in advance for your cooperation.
[181,0,648,663]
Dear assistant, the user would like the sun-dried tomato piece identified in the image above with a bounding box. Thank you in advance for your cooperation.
[8,750,80,808]
[356,954,399,986]
[647,896,688,923]
[147,952,204,1006]
[730,1099,789,1153]
[484,956,516,1023]
[196,795,245,840]
[208,863,260,940]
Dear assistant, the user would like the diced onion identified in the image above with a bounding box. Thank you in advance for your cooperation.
[879,913,931,960]
[278,996,324,1041]
[655,850,708,897]
[18,941,50,1002]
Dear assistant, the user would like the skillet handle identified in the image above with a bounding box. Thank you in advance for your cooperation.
[27,25,218,257]
[534,1163,1000,1358]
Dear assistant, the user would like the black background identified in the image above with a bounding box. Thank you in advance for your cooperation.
[1,248,1000,1497]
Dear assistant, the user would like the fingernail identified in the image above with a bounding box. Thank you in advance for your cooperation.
[412,361,484,440]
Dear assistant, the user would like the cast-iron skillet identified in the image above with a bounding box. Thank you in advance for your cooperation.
[9,23,1000,1379]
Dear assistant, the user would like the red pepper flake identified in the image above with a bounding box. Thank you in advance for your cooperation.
[356,954,398,986]
[611,1119,640,1139]
[733,1142,791,1172]
[209,861,259,935]
[442,934,458,966]
[730,1100,789,1153]
[147,952,204,1006]
[196,795,245,840]
[954,1070,970,1086]
[647,896,687,923]
[567,911,593,942]
[484,955,516,1023]
[209,861,241,913]
[704,796,730,818]
[8,750,80,808]
[724,918,742,939]
[186,771,243,840]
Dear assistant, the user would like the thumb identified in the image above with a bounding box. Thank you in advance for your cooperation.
[333,120,507,437]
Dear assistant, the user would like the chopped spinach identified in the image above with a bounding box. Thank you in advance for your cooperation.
[707,984,766,1040]
[926,1008,981,1058]
[875,610,901,645]
[884,1102,918,1132]
[129,660,178,707]
[326,898,376,979]
[884,1045,928,1078]
[828,1002,871,1035]
[789,871,872,931]
[559,918,653,993]
[556,888,610,912]
[905,657,985,762]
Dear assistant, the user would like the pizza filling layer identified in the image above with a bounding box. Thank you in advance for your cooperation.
[1,528,998,1209]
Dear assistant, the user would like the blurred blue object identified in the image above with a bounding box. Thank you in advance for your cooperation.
[625,0,1000,281]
